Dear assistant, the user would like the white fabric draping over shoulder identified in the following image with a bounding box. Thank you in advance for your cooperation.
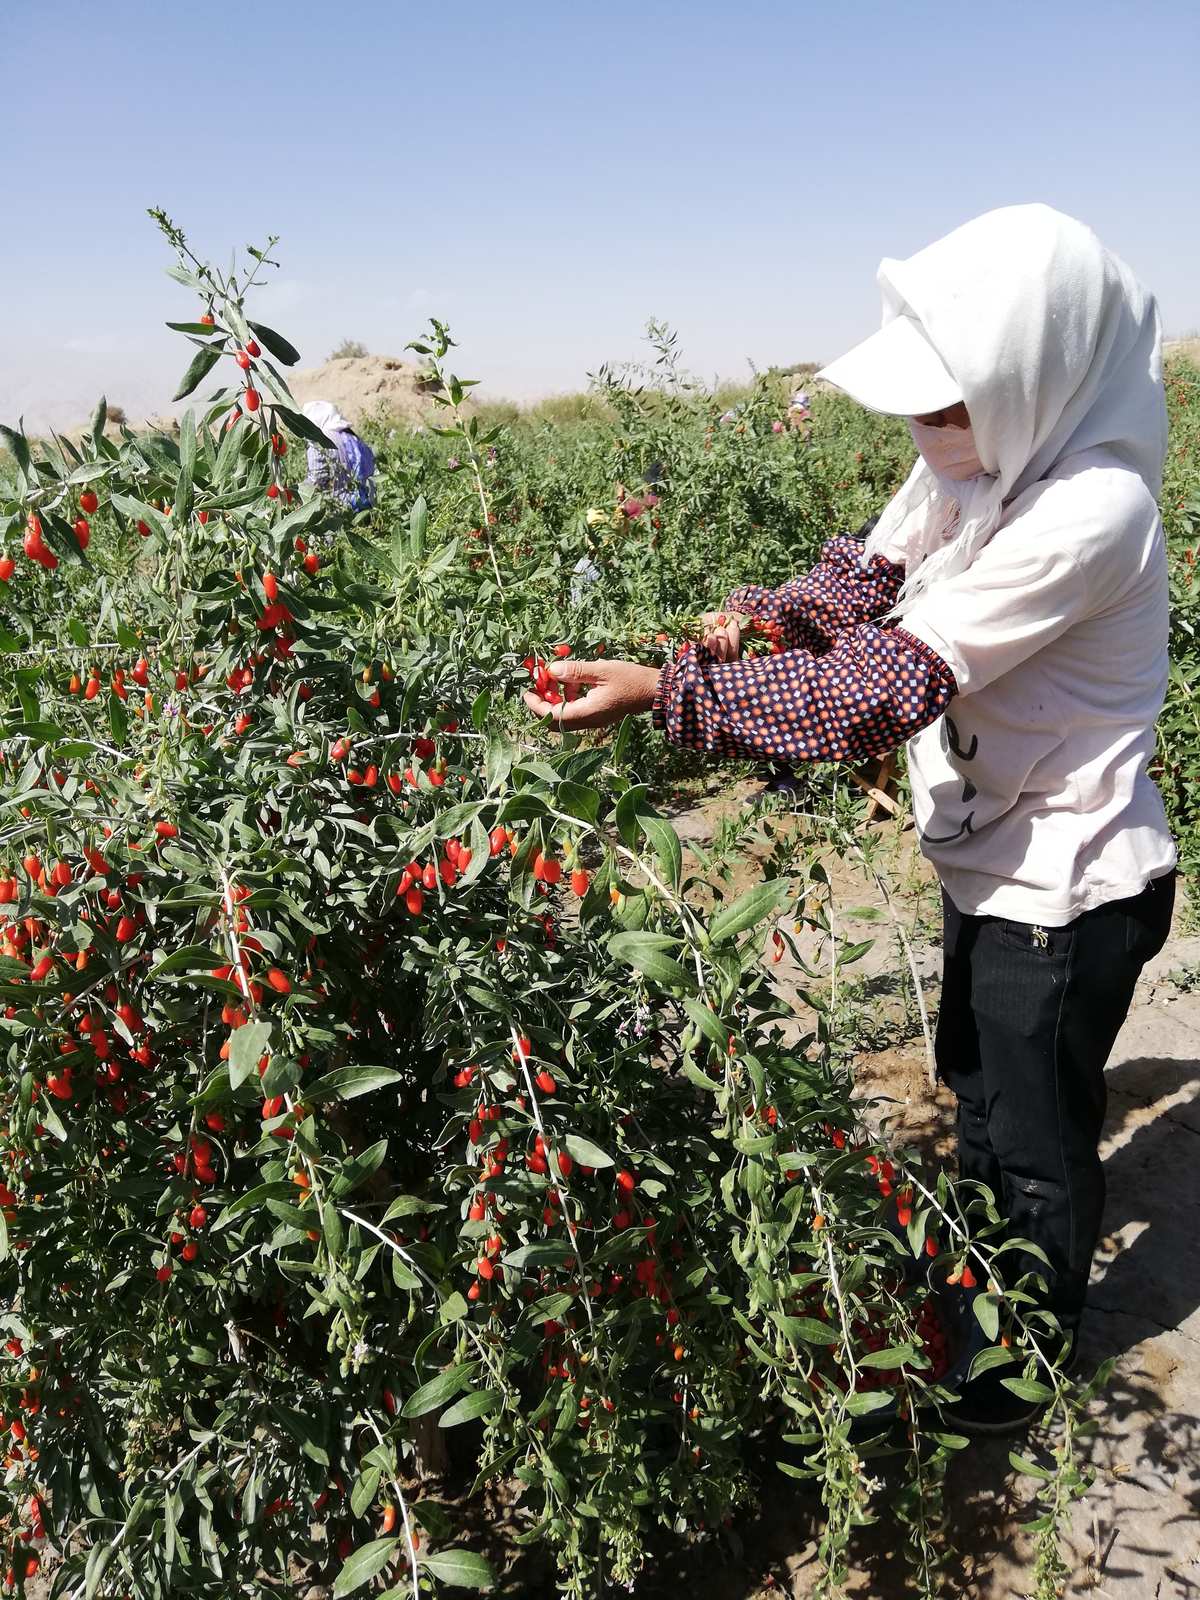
[861,204,1167,609]
[302,400,352,443]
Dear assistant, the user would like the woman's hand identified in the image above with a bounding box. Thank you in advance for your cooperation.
[524,659,662,731]
[700,611,742,662]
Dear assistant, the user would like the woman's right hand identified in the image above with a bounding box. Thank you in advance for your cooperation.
[700,611,742,662]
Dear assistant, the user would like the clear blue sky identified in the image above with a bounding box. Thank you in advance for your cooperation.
[3,0,1197,429]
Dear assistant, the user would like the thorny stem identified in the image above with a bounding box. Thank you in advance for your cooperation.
[364,1415,421,1600]
[66,1440,206,1599]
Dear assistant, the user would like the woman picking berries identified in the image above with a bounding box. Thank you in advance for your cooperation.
[525,205,1177,1432]
[302,399,377,511]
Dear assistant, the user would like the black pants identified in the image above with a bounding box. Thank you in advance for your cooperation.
[936,872,1175,1335]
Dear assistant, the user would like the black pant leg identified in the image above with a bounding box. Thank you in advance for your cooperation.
[965,875,1175,1334]
[1048,874,1175,1319]
[935,893,1000,1202]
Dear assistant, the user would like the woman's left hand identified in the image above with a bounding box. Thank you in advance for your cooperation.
[524,658,661,731]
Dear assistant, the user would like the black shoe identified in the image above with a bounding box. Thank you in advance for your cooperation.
[945,1339,1078,1437]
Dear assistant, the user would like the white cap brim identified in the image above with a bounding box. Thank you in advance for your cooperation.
[817,315,961,416]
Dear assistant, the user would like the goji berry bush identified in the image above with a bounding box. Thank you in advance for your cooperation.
[0,216,1194,1600]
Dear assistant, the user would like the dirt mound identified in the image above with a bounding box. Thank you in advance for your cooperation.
[1166,337,1200,367]
[288,354,437,429]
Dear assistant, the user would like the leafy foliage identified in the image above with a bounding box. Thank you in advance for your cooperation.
[0,217,1187,1600]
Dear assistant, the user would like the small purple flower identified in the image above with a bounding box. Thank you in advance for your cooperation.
[622,497,644,519]
[771,420,784,434]
[642,491,659,508]
[446,456,461,472]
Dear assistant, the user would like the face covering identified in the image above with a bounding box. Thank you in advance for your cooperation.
[908,418,987,481]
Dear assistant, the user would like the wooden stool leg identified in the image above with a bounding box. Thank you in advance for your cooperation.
[850,755,900,821]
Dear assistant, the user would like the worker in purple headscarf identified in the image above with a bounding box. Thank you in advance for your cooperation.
[302,401,377,512]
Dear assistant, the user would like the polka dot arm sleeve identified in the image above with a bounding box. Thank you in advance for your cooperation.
[725,537,906,654]
[651,624,956,764]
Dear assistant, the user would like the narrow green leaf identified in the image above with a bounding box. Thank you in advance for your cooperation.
[1008,1450,1055,1482]
[857,1342,918,1370]
[419,1548,496,1589]
[607,930,691,989]
[440,1389,500,1428]
[967,1343,1016,1381]
[305,1066,403,1102]
[273,404,335,447]
[776,1315,839,1345]
[1000,1377,1054,1403]
[228,1020,272,1090]
[215,1182,297,1228]
[332,1536,398,1596]
[248,320,302,367]
[709,878,792,945]
[401,1362,478,1418]
[173,346,221,402]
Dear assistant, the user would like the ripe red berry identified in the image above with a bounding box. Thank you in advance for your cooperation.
[266,967,291,994]
[79,490,99,515]
[236,350,251,370]
[156,1264,172,1282]
[535,1070,556,1095]
[189,1205,208,1230]
[959,1264,977,1290]
[0,558,13,582]
[243,388,260,412]
[303,552,320,576]
[570,868,590,897]
[246,339,261,357]
[616,1170,636,1194]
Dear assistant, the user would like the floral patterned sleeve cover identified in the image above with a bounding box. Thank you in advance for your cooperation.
[653,540,958,764]
[724,535,907,653]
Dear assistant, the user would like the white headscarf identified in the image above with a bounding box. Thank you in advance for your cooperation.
[302,400,352,444]
[861,204,1167,608]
